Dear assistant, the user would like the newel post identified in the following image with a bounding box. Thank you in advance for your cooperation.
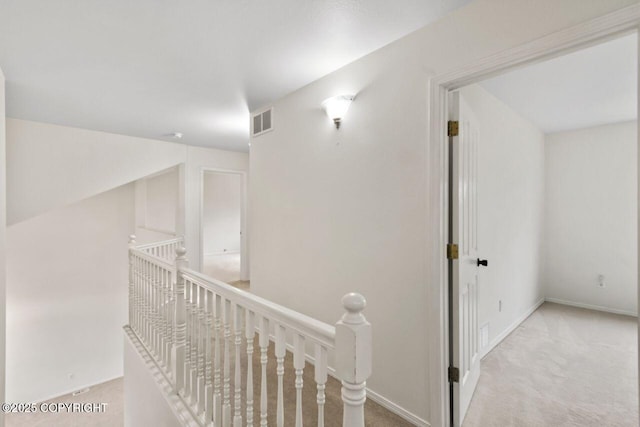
[128,235,136,330]
[336,293,372,427]
[172,246,189,394]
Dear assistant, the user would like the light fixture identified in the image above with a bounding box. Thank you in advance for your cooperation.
[322,94,354,129]
[169,132,183,139]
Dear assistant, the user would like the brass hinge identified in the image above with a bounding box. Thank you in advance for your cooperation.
[448,366,460,383]
[447,243,459,260]
[447,120,459,137]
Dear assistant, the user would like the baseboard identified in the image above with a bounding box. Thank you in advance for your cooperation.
[32,374,124,405]
[480,297,544,360]
[281,340,430,426]
[365,388,430,427]
[545,297,638,317]
[204,251,241,257]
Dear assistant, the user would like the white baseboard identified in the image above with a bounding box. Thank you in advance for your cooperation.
[480,297,544,360]
[365,388,430,427]
[545,297,637,317]
[204,251,241,257]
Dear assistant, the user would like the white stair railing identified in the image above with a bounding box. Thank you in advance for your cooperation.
[135,235,184,262]
[127,235,372,427]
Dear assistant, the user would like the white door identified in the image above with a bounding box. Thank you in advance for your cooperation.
[449,90,481,426]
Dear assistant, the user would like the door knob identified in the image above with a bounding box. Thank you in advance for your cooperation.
[477,259,488,267]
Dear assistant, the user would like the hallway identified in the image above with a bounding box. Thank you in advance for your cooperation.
[463,302,638,426]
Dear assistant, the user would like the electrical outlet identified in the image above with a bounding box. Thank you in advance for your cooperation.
[598,274,606,288]
[498,300,502,312]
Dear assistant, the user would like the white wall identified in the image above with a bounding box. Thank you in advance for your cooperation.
[185,147,249,276]
[0,66,7,427]
[7,119,250,273]
[543,121,638,315]
[134,167,179,245]
[6,118,184,226]
[144,169,178,234]
[248,0,637,423]
[6,183,134,403]
[202,172,242,255]
[460,85,545,354]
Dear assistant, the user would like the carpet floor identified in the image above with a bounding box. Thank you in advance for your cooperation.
[5,378,124,427]
[463,302,638,427]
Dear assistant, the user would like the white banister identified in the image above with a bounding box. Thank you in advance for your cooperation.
[173,247,188,394]
[336,293,372,427]
[258,316,269,427]
[245,310,255,427]
[233,304,243,427]
[275,324,286,427]
[314,344,328,427]
[127,236,373,427]
[293,333,305,427]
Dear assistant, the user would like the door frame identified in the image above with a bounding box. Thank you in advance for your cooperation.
[426,5,640,426]
[199,167,249,282]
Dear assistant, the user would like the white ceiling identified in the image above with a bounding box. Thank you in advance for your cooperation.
[0,0,471,151]
[480,33,637,134]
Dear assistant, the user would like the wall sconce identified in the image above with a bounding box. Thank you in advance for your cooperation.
[322,94,354,129]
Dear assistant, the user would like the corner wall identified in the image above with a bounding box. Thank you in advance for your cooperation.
[543,121,638,315]
[6,184,134,403]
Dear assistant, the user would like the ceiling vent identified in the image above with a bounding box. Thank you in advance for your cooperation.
[252,108,273,137]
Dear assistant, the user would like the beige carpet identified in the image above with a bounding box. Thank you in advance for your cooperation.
[5,378,123,427]
[463,302,638,427]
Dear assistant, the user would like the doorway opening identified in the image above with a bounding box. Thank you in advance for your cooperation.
[425,7,640,426]
[200,169,247,286]
[446,30,638,427]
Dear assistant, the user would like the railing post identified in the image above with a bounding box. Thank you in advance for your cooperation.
[128,235,136,330]
[172,246,189,394]
[335,293,371,427]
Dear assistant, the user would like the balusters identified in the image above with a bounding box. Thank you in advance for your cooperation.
[233,304,243,427]
[184,278,193,400]
[214,294,222,427]
[173,247,188,395]
[162,267,169,366]
[128,239,376,427]
[315,344,328,427]
[293,334,305,427]
[197,285,206,414]
[275,324,286,427]
[190,281,199,403]
[223,298,232,427]
[245,310,255,427]
[166,268,174,370]
[259,316,269,427]
[205,290,214,423]
[128,235,136,333]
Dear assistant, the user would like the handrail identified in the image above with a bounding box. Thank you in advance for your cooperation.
[130,247,175,270]
[127,234,372,427]
[135,236,184,250]
[180,267,336,349]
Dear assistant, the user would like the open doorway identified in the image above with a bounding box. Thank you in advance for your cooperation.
[200,169,247,286]
[447,32,638,426]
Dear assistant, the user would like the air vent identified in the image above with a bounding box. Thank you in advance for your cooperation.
[252,108,273,137]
